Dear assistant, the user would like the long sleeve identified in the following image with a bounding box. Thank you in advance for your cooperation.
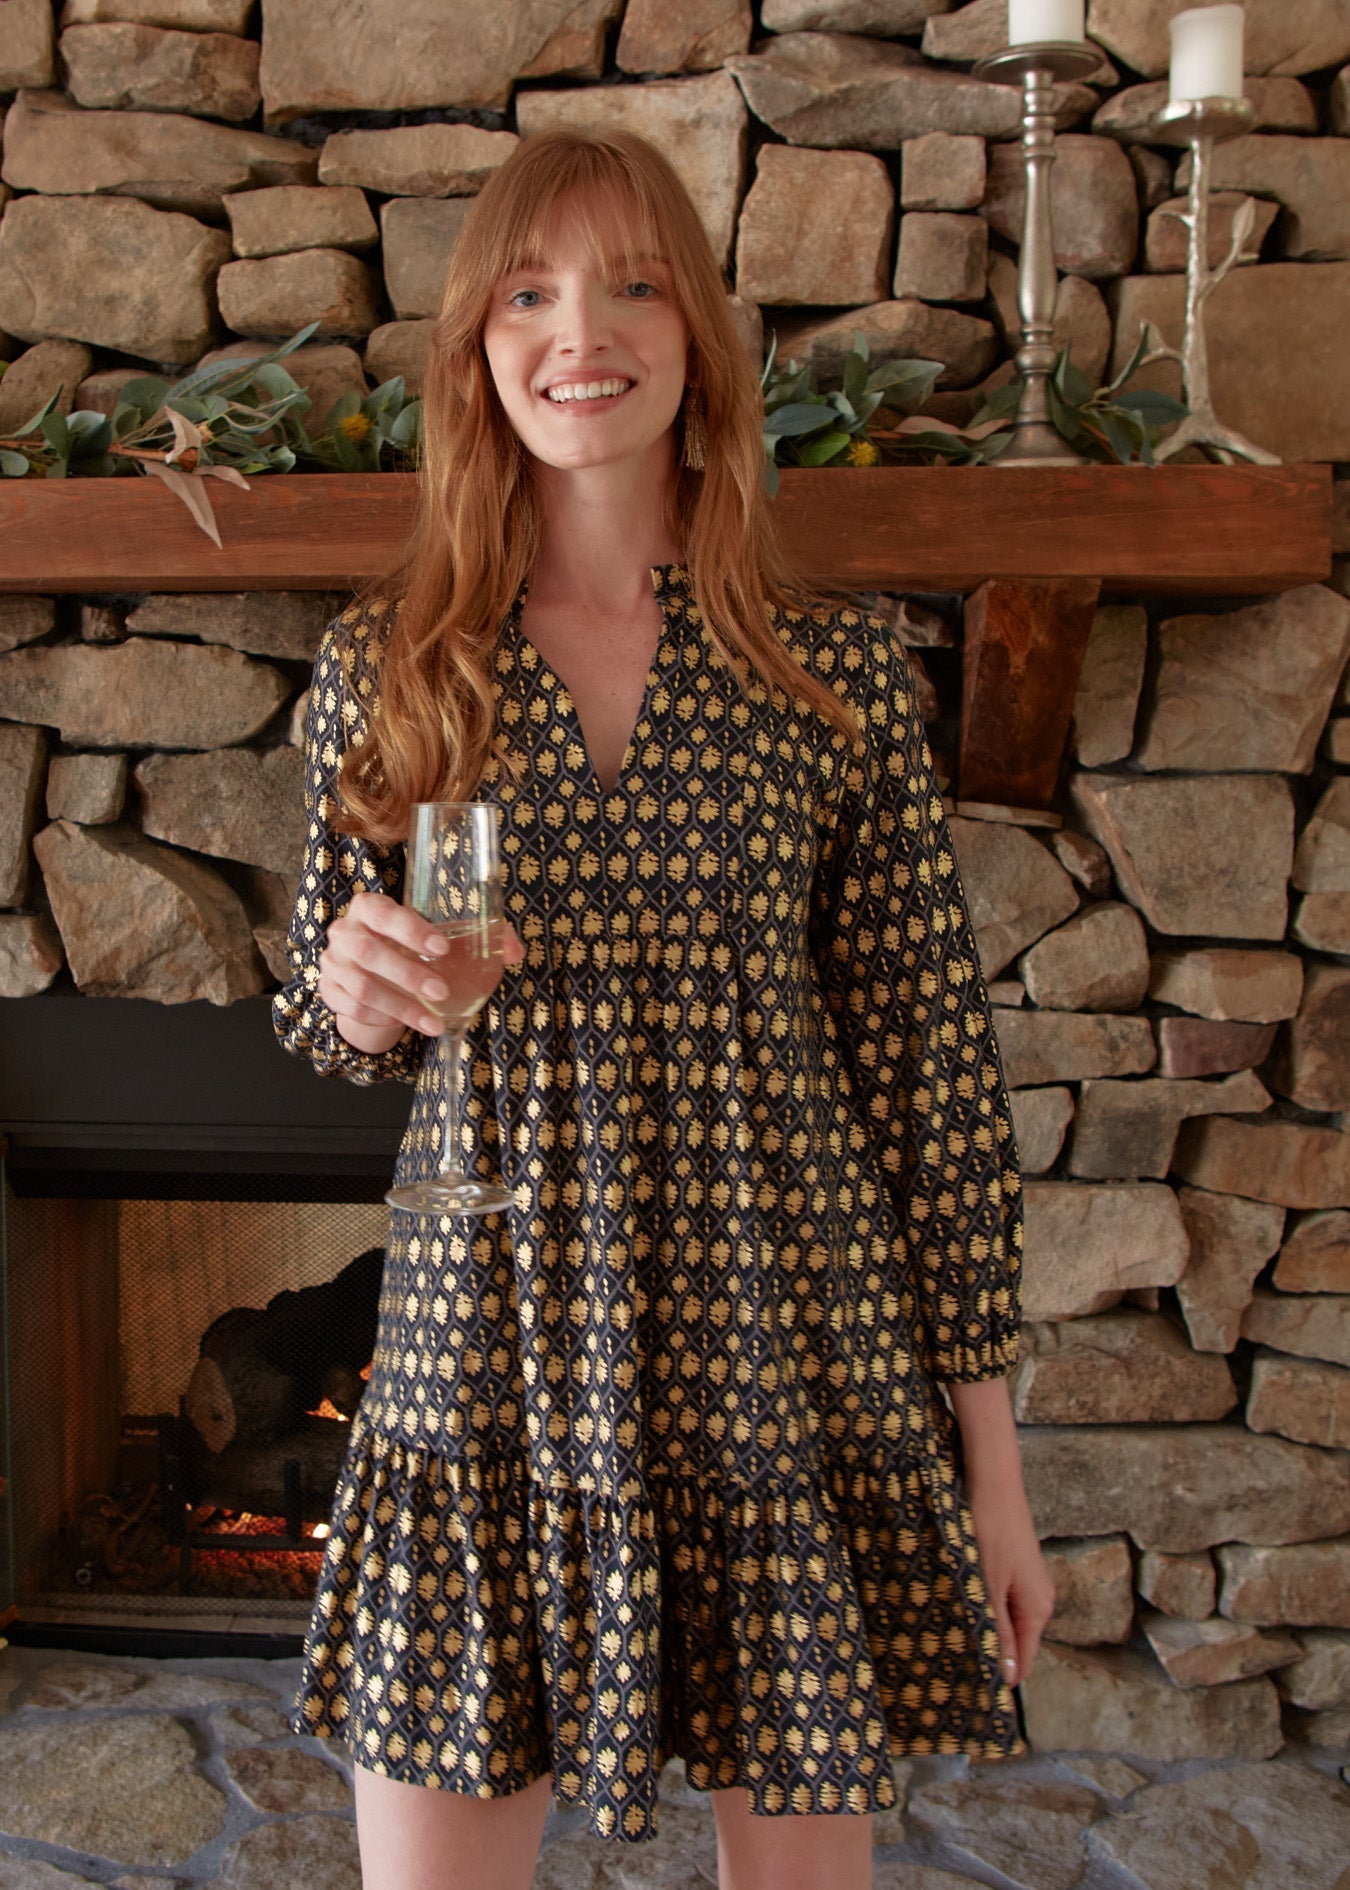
[812,623,1022,1382]
[272,602,424,1086]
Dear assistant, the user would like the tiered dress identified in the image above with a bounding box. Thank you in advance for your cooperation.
[274,565,1024,1842]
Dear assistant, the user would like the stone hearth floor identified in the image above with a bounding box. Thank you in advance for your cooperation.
[0,1645,1347,1889]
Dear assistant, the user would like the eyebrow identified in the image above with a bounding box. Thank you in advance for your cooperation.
[500,251,671,276]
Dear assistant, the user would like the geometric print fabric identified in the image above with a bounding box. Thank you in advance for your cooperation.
[275,566,1024,1841]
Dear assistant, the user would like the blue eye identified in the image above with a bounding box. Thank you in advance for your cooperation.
[508,288,542,308]
[624,281,657,298]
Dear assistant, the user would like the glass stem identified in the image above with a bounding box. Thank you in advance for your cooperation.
[439,1030,467,1183]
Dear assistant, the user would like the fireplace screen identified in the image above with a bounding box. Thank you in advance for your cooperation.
[0,1162,388,1628]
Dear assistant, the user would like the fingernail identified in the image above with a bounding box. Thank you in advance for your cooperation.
[423,981,447,1002]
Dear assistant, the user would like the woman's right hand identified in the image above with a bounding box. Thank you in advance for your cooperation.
[317,890,522,1053]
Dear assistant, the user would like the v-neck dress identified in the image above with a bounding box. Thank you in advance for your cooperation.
[274,566,1024,1841]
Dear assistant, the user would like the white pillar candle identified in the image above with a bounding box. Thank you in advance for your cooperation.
[1007,0,1085,43]
[1169,4,1244,101]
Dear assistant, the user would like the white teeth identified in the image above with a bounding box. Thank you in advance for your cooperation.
[546,379,631,403]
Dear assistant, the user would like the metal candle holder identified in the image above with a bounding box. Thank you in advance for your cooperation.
[1142,94,1278,464]
[972,41,1103,466]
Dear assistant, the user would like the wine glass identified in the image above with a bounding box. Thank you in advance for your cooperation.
[384,801,515,1217]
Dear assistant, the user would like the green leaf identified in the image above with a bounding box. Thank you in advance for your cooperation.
[39,412,71,458]
[13,391,62,438]
[367,376,407,413]
[0,449,29,477]
[116,376,172,421]
[1098,409,1139,465]
[762,448,781,497]
[1113,388,1188,421]
[968,378,1022,427]
[44,458,69,479]
[388,401,422,449]
[66,411,113,456]
[864,358,943,410]
[759,331,779,393]
[1053,350,1093,407]
[795,427,852,467]
[1102,322,1153,398]
[768,401,836,438]
[842,346,868,409]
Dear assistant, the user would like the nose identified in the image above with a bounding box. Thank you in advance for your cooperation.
[553,278,615,356]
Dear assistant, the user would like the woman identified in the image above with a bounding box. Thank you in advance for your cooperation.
[275,129,1053,1890]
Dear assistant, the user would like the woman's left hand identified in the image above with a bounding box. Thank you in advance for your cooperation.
[966,1479,1056,1690]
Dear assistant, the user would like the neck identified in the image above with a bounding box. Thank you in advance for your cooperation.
[528,438,683,611]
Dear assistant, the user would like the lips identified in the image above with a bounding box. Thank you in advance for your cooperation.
[543,377,635,404]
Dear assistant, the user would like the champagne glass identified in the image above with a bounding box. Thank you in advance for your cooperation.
[385,801,515,1217]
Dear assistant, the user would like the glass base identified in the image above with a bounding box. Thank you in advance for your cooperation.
[385,1174,516,1217]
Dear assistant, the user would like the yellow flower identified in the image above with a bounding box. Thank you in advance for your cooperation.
[337,412,372,442]
[846,436,880,467]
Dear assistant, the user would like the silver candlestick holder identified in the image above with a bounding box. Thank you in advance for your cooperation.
[972,41,1103,465]
[1140,95,1278,464]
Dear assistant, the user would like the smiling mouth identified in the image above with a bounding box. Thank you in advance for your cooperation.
[544,378,634,405]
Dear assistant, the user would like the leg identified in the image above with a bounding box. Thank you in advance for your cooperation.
[712,1788,872,1890]
[352,1764,552,1890]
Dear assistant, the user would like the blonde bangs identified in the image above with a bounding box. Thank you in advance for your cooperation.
[335,131,855,846]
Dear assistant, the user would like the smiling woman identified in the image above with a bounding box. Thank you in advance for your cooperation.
[273,128,1049,1890]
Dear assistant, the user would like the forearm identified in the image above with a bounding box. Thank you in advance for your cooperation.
[946,1375,1027,1498]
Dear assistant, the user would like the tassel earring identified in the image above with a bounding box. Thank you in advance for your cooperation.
[682,390,707,471]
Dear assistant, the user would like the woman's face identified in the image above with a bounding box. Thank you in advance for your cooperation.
[481,198,690,477]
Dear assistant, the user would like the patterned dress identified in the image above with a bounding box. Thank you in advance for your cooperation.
[274,565,1024,1842]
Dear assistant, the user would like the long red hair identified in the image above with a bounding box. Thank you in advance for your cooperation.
[337,129,854,842]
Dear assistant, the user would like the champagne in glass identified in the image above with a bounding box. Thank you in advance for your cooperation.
[385,801,515,1217]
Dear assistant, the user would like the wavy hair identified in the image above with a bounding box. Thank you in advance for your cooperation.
[337,129,855,842]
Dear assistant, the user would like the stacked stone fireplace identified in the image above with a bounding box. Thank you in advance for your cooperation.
[0,0,1349,1769]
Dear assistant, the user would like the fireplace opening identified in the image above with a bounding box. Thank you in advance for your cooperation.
[1,1170,390,1641]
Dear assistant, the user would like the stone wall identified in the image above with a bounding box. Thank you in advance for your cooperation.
[0,0,1349,1768]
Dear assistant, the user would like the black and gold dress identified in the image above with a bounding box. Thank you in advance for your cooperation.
[274,565,1024,1842]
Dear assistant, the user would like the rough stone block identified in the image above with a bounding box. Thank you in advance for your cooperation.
[778,298,998,388]
[616,0,752,73]
[35,820,266,1004]
[727,32,1088,148]
[1137,1549,1216,1621]
[1219,1539,1350,1628]
[1142,1612,1300,1690]
[1022,1425,1350,1553]
[1012,1312,1236,1425]
[994,1011,1155,1090]
[1087,0,1350,78]
[1148,948,1303,1025]
[988,251,1114,387]
[379,198,474,322]
[1020,1181,1185,1322]
[1157,1017,1277,1080]
[517,72,747,269]
[1049,829,1111,898]
[0,0,54,89]
[1277,1631,1350,1710]
[0,723,47,907]
[0,87,315,216]
[1294,779,1350,893]
[906,1775,1100,1888]
[1177,135,1350,264]
[1071,773,1293,941]
[1247,1352,1350,1453]
[0,911,63,998]
[0,195,231,364]
[135,748,307,879]
[1069,603,1146,767]
[1274,1211,1350,1295]
[981,134,1137,281]
[892,211,987,304]
[74,366,150,418]
[46,751,127,825]
[1107,263,1350,464]
[765,0,955,31]
[363,320,433,398]
[1042,1535,1134,1646]
[59,21,260,120]
[216,250,381,341]
[1241,1289,1350,1369]
[736,146,893,307]
[62,1,255,26]
[0,598,54,656]
[126,593,329,663]
[1174,1186,1286,1355]
[0,339,94,436]
[1021,1643,1282,1762]
[0,639,289,750]
[1137,586,1350,775]
[901,131,985,212]
[1294,892,1350,954]
[259,0,620,116]
[947,818,1077,979]
[1018,902,1148,1013]
[1176,1117,1350,1212]
[225,186,378,260]
[1069,1072,1268,1182]
[1274,962,1350,1114]
[317,123,519,197]
[1010,1086,1073,1175]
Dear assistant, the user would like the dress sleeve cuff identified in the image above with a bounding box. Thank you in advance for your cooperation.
[932,1330,1022,1384]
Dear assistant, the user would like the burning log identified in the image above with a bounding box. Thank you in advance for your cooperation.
[184,1247,383,1453]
